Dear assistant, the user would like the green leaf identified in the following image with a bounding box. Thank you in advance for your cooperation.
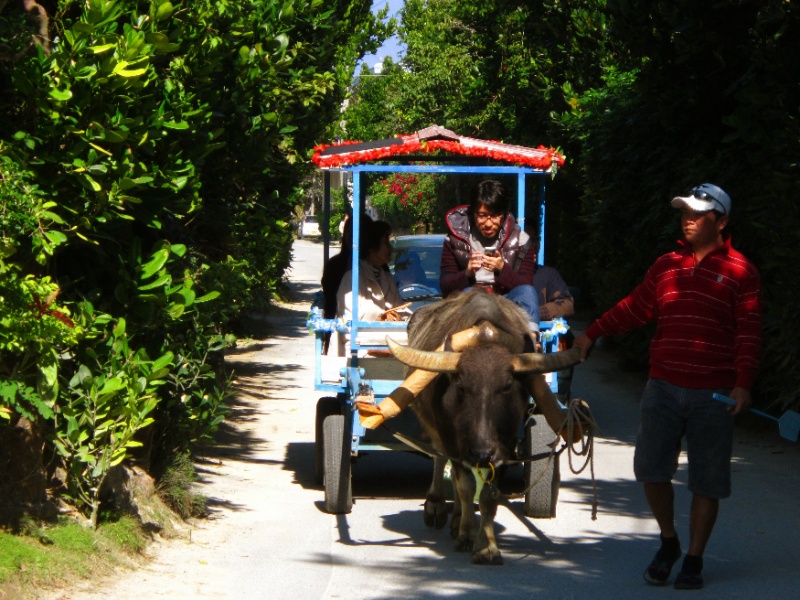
[155,1,174,21]
[99,377,125,395]
[89,43,116,54]
[116,67,148,78]
[41,210,65,224]
[141,247,170,278]
[44,230,68,244]
[195,291,221,303]
[280,3,295,20]
[176,288,196,306]
[81,174,102,192]
[145,32,172,51]
[49,88,73,101]
[38,358,59,403]
[66,416,79,442]
[138,272,170,290]
[273,34,289,53]
[163,121,189,130]
[152,352,175,371]
[113,318,126,338]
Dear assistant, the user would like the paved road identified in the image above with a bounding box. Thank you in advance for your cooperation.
[63,239,800,600]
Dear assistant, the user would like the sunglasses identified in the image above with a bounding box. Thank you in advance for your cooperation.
[690,187,727,215]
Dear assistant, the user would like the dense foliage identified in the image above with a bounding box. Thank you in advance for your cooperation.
[0,0,389,524]
[368,172,446,232]
[342,0,800,412]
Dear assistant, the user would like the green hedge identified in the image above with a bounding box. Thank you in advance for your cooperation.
[0,0,388,524]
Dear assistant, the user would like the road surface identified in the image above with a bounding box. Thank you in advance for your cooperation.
[58,239,800,600]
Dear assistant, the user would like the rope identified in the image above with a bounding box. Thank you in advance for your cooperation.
[381,397,601,519]
[561,398,600,520]
[483,398,600,520]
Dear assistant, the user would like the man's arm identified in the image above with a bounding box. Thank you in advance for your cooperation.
[573,263,660,360]
[535,266,575,320]
[732,266,763,401]
[439,238,471,297]
[496,240,537,290]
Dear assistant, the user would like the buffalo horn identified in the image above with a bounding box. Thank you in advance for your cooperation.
[510,346,582,374]
[358,337,451,429]
[449,322,526,354]
[386,337,461,373]
[526,373,582,443]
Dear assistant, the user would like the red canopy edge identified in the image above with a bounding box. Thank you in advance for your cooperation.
[311,125,566,171]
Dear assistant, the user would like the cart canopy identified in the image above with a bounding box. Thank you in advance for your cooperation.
[312,125,565,172]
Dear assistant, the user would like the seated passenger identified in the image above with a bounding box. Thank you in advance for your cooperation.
[534,263,575,321]
[336,220,411,356]
[320,213,373,354]
[439,179,540,333]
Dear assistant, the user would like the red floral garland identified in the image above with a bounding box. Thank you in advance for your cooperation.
[312,135,565,170]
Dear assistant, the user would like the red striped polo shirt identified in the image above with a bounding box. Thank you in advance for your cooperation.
[586,237,762,390]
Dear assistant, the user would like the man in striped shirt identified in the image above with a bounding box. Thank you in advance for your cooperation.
[574,183,762,590]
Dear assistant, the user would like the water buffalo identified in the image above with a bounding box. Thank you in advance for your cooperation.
[357,290,582,564]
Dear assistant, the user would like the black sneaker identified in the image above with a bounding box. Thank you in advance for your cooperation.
[674,570,704,590]
[643,538,682,586]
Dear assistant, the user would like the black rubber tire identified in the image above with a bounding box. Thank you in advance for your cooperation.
[314,397,340,484]
[523,417,560,518]
[323,414,353,514]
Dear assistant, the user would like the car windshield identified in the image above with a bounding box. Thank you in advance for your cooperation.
[390,235,444,301]
[305,215,318,223]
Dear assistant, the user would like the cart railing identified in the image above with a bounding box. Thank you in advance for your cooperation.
[308,306,569,397]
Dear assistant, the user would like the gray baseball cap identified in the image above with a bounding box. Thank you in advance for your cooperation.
[671,183,731,215]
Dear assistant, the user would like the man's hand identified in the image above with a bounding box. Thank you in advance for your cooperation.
[727,386,753,416]
[481,253,504,273]
[573,334,595,361]
[465,251,483,277]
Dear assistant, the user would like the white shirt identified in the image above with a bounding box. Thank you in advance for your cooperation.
[335,259,409,356]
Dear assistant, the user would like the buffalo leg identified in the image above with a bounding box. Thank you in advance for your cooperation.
[451,464,477,552]
[423,455,449,529]
[472,481,502,565]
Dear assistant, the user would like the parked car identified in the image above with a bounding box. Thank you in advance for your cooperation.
[390,234,445,310]
[298,215,321,238]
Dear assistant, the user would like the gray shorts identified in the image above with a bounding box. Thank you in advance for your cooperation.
[633,378,734,499]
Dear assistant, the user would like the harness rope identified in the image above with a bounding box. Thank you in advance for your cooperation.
[379,397,601,520]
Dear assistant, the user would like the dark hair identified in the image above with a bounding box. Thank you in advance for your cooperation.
[360,219,392,259]
[469,180,509,215]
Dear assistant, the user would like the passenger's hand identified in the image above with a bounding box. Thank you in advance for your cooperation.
[466,251,483,277]
[481,253,504,273]
[573,334,595,362]
[727,386,752,416]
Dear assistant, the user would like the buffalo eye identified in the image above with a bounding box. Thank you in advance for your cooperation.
[499,373,515,394]
[450,376,465,405]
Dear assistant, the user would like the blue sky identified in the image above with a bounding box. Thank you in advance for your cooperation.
[361,0,406,70]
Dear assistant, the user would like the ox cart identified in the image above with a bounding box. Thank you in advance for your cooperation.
[307,126,574,517]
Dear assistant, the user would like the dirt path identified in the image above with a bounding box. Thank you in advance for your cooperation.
[51,241,328,599]
[48,240,800,599]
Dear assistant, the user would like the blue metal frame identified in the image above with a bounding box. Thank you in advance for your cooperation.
[311,160,558,455]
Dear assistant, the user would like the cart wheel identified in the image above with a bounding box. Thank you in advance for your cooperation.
[314,397,340,484]
[523,417,560,518]
[323,414,353,514]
